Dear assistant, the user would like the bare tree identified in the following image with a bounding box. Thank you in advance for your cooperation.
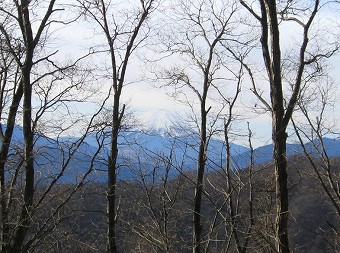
[293,79,339,214]
[291,77,339,250]
[76,0,156,251]
[156,0,244,251]
[238,1,339,252]
[0,1,60,250]
[124,139,190,252]
[0,1,106,251]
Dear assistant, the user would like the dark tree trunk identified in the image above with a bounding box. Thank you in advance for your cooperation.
[12,65,34,252]
[193,105,207,253]
[260,0,291,251]
[107,94,123,253]
[272,119,290,253]
[10,1,36,249]
[0,81,24,253]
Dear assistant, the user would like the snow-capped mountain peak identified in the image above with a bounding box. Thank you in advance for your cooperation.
[138,109,178,134]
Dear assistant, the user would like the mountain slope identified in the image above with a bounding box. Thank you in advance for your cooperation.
[233,137,340,168]
[3,125,340,181]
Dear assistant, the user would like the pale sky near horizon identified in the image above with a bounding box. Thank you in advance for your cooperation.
[49,0,340,148]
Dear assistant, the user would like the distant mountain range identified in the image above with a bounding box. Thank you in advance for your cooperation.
[232,137,340,168]
[3,125,340,182]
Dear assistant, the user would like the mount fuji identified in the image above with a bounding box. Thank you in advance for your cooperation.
[3,110,340,182]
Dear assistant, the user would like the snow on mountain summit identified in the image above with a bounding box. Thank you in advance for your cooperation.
[138,109,178,134]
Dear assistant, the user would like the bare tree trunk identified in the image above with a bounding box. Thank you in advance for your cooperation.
[272,121,289,253]
[193,105,207,253]
[265,1,290,250]
[239,0,324,251]
[8,0,44,249]
[11,3,36,242]
[225,130,243,253]
[2,2,35,251]
[267,1,290,245]
[11,66,34,252]
[0,81,24,252]
[107,97,125,253]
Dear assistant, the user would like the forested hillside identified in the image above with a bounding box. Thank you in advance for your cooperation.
[27,157,340,252]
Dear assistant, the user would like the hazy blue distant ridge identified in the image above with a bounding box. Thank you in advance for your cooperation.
[3,125,340,181]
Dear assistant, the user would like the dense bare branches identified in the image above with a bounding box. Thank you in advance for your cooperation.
[77,0,156,252]
[238,1,339,252]
[155,1,247,252]
[0,1,105,252]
